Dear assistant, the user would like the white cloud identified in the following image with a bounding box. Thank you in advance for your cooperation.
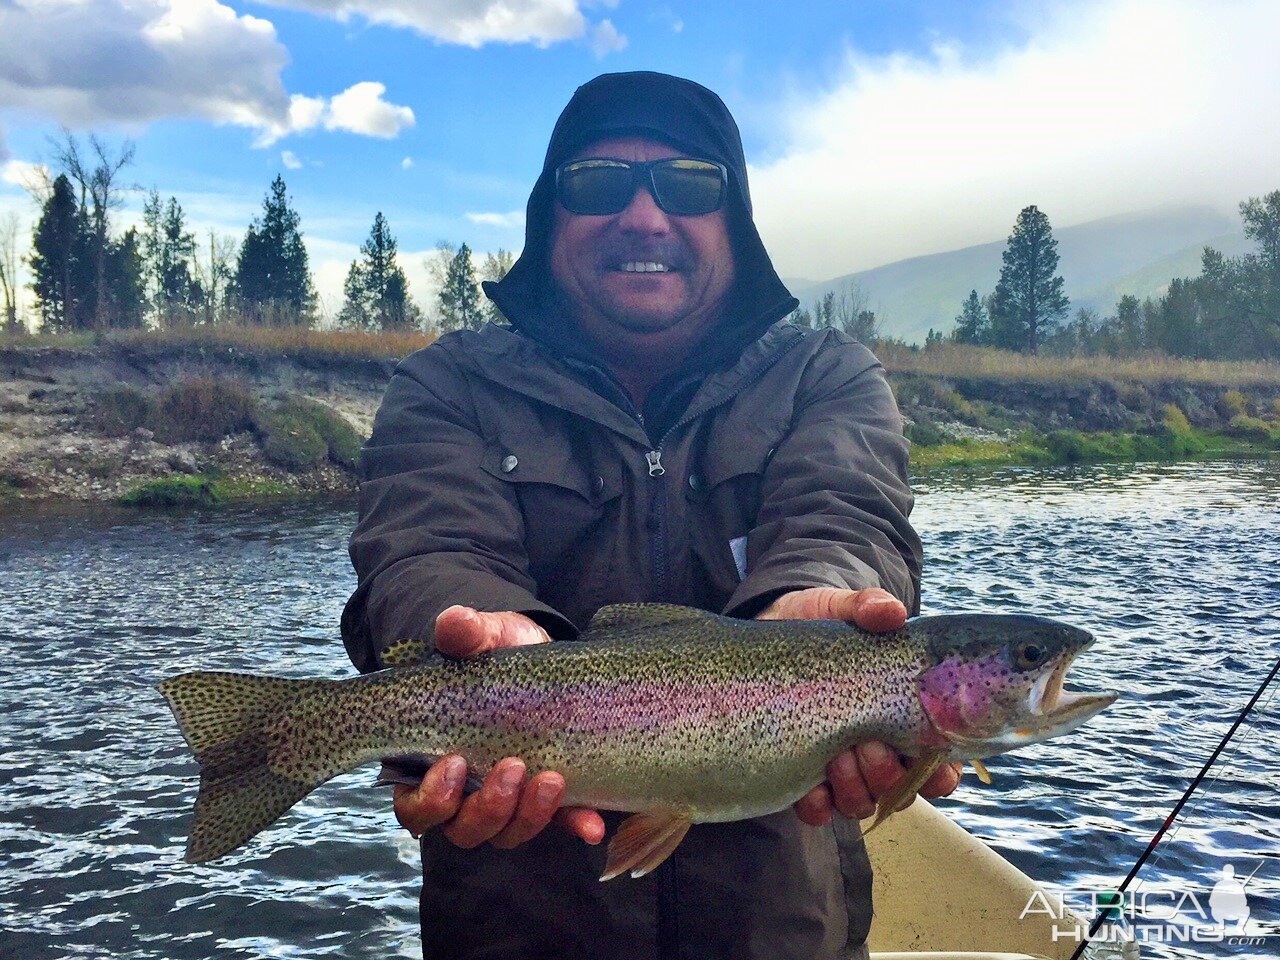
[589,18,627,57]
[401,156,414,169]
[466,210,526,229]
[280,150,303,169]
[324,82,415,138]
[0,0,414,147]
[749,0,1280,281]
[1,158,47,190]
[259,0,590,47]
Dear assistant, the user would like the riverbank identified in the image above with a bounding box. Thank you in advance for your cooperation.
[2,327,1278,506]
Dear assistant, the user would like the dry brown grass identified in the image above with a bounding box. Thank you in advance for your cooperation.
[876,341,1280,387]
[2,323,435,360]
[107,324,436,359]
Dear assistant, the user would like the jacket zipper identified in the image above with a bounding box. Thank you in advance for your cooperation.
[643,329,804,960]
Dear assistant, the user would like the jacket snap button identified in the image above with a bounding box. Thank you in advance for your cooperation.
[687,473,702,491]
[501,455,518,473]
[593,475,605,495]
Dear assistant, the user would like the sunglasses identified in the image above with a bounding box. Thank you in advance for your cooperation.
[555,158,728,217]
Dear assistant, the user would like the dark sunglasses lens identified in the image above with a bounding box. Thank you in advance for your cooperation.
[651,161,725,215]
[558,162,634,215]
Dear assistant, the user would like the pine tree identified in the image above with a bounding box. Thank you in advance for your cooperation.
[952,289,987,344]
[233,175,315,326]
[103,227,147,329]
[478,248,514,325]
[989,205,1069,353]
[29,174,92,333]
[437,242,482,332]
[338,212,420,331]
[142,191,200,326]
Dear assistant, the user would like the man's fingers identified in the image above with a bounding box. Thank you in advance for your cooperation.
[920,761,964,799]
[393,754,468,836]
[553,806,606,845]
[826,749,877,820]
[442,758,526,848]
[855,741,906,798]
[793,783,834,827]
[434,606,495,658]
[846,589,908,633]
[490,771,566,849]
[434,606,551,659]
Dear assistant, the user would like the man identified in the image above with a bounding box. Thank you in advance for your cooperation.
[342,71,960,960]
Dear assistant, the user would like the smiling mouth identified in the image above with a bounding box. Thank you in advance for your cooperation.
[613,261,676,273]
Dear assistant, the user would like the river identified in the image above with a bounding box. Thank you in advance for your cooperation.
[1,458,1277,959]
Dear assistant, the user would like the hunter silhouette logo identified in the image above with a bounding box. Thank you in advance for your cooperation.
[1208,862,1261,933]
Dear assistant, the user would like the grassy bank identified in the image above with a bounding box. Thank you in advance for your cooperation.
[3,328,1280,506]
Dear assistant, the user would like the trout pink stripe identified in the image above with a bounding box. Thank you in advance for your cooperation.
[455,676,885,734]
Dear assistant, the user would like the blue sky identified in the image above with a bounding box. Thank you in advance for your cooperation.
[2,0,1278,317]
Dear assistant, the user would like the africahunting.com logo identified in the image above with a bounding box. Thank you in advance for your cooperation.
[1021,861,1271,947]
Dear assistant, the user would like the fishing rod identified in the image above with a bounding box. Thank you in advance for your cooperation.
[1067,651,1280,960]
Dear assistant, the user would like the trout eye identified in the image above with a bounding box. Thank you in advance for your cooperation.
[1014,643,1046,670]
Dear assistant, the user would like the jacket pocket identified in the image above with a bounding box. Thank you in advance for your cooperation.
[685,429,780,600]
[479,439,623,615]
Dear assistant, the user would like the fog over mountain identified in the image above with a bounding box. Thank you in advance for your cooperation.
[788,206,1252,345]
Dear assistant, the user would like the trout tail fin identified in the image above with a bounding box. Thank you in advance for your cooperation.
[158,671,336,863]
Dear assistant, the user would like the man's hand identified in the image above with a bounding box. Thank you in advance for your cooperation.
[758,587,963,825]
[392,605,607,849]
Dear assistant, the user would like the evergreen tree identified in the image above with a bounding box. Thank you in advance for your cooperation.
[989,205,1069,353]
[951,289,987,344]
[103,227,147,329]
[437,242,482,332]
[29,174,92,332]
[233,175,315,326]
[142,191,200,326]
[923,327,944,350]
[338,212,420,331]
[478,248,514,325]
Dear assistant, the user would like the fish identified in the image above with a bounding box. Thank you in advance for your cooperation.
[158,603,1117,880]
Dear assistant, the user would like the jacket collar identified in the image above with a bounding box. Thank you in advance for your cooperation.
[449,320,805,446]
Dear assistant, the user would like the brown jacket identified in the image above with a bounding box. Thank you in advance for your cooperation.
[342,318,922,960]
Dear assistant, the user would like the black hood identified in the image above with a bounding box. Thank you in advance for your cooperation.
[483,70,798,371]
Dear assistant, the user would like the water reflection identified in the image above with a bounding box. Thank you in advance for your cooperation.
[1,462,1277,959]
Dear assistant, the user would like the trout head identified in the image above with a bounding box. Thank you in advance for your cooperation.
[912,614,1117,759]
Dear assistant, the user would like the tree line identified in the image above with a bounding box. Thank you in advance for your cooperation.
[11,133,511,336]
[792,192,1280,361]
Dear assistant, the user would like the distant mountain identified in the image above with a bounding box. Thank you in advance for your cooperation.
[788,206,1249,344]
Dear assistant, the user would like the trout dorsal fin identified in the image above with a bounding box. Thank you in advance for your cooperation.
[585,603,717,637]
[380,637,432,669]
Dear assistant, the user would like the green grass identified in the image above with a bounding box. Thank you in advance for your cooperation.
[120,473,295,507]
[911,424,1276,471]
[257,395,362,472]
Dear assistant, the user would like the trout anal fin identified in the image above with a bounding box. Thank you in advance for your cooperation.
[970,758,993,785]
[600,811,692,881]
[863,749,948,835]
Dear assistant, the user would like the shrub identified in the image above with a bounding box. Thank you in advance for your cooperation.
[1217,389,1249,420]
[904,421,949,446]
[93,385,158,436]
[1160,404,1207,456]
[258,394,362,471]
[155,376,257,444]
[1227,414,1273,442]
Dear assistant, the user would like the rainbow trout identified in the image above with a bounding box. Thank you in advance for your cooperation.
[159,603,1115,880]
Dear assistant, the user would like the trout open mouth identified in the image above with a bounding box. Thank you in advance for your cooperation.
[1026,644,1117,731]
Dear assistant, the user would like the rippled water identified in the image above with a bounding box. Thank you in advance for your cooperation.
[2,458,1278,959]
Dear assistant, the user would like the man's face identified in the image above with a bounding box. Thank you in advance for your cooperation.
[549,136,736,359]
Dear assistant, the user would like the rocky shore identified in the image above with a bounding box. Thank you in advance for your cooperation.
[2,337,1278,507]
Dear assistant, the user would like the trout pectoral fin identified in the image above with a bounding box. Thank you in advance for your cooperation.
[970,758,993,785]
[600,811,692,882]
[863,750,948,835]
